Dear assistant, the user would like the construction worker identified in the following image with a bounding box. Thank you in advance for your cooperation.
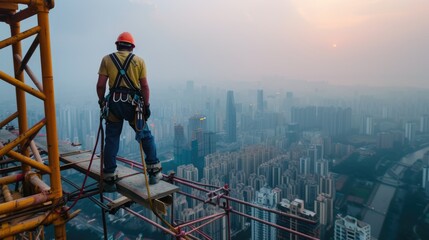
[96,32,162,191]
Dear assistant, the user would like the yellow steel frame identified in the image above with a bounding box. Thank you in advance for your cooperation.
[0,1,74,239]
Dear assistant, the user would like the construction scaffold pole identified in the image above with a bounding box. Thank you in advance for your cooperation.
[0,1,77,239]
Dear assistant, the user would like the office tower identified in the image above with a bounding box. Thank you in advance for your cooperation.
[334,215,371,240]
[422,151,429,189]
[277,198,319,240]
[203,131,216,156]
[188,114,207,142]
[225,90,237,142]
[251,186,281,240]
[188,114,208,173]
[174,124,187,165]
[404,121,415,143]
[420,114,429,133]
[257,89,264,113]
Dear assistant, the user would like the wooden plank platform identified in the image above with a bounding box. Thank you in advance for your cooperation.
[58,150,178,199]
[59,151,179,214]
[1,130,179,214]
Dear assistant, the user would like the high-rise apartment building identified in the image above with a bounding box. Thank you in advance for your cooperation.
[318,107,352,137]
[420,114,429,133]
[315,159,329,177]
[404,121,415,143]
[299,157,310,175]
[304,183,319,211]
[177,164,199,182]
[364,115,374,135]
[277,198,319,240]
[334,215,371,240]
[291,106,318,130]
[291,106,351,136]
[377,131,403,149]
[225,90,237,142]
[307,144,323,174]
[251,186,281,240]
[319,174,334,197]
[315,193,334,239]
[422,151,429,190]
[204,205,227,240]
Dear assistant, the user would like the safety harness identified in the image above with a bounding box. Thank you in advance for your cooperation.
[102,53,145,125]
[109,52,138,92]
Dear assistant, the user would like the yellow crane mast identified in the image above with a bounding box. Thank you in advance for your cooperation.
[0,1,77,239]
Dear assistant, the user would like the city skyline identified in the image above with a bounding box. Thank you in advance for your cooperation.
[2,1,429,239]
[1,1,429,104]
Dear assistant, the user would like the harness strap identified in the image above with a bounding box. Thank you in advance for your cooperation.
[109,53,139,91]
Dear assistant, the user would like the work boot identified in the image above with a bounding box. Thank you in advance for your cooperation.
[147,162,162,185]
[103,172,118,192]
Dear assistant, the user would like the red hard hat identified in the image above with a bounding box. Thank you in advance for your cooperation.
[115,32,135,48]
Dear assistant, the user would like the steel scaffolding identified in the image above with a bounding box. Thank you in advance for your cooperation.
[0,1,77,239]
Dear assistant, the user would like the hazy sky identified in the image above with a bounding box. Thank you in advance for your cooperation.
[1,0,429,102]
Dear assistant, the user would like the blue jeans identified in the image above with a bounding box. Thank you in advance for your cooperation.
[103,99,159,174]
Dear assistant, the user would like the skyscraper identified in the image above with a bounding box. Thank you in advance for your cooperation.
[257,89,264,113]
[188,114,207,142]
[422,151,429,190]
[225,90,237,142]
[174,124,187,165]
[203,131,217,156]
[334,215,371,240]
[420,114,429,133]
[277,198,319,240]
[251,186,280,240]
[364,115,374,135]
[404,121,415,143]
[315,193,334,239]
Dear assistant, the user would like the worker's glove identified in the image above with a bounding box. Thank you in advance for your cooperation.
[144,104,151,121]
[98,99,105,109]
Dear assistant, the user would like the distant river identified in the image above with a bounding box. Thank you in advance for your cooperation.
[363,145,429,239]
[399,146,429,166]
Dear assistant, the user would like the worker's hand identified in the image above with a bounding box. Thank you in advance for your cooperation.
[144,104,151,121]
